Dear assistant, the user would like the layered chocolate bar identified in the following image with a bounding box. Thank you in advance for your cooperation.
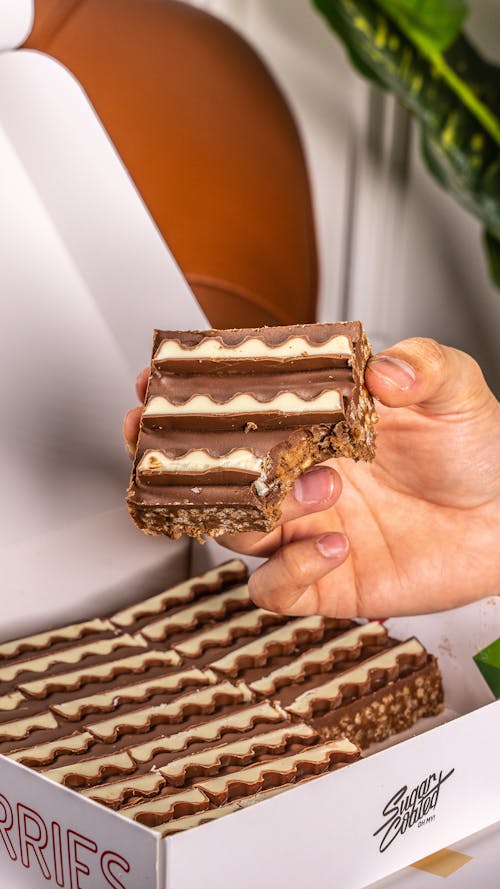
[127,321,377,539]
[0,560,443,836]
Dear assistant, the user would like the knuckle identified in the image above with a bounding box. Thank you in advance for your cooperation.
[410,337,447,374]
[280,545,311,589]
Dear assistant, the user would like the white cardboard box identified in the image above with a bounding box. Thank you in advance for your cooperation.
[1,4,499,888]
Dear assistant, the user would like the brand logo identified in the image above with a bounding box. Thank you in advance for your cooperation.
[373,768,455,853]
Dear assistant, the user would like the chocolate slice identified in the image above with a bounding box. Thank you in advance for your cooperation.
[127,321,377,539]
[0,559,444,839]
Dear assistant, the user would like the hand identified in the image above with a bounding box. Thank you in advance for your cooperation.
[124,339,500,618]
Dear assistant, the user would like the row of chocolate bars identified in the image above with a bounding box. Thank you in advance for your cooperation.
[0,560,443,836]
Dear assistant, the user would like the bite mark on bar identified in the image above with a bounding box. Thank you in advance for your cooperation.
[127,321,377,539]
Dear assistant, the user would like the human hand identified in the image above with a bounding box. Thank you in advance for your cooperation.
[123,339,500,618]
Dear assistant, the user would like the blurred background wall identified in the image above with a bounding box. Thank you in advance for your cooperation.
[187,0,500,395]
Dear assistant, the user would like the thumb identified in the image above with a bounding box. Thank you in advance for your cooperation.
[365,337,492,416]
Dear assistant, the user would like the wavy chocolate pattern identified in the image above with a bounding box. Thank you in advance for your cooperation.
[0,635,144,684]
[81,773,167,809]
[128,701,286,763]
[42,751,136,789]
[19,649,180,699]
[8,732,95,767]
[287,639,427,718]
[159,723,318,786]
[209,616,329,676]
[153,333,353,366]
[140,585,251,642]
[197,739,360,805]
[85,682,253,742]
[0,619,111,661]
[110,560,247,627]
[173,609,285,658]
[249,621,388,695]
[121,788,209,827]
[0,711,58,742]
[158,784,299,836]
[51,668,216,721]
[0,691,26,712]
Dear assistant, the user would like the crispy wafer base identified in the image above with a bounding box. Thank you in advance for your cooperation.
[127,323,377,540]
[311,658,443,750]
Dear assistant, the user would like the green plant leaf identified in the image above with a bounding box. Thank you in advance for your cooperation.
[378,0,468,53]
[485,230,500,287]
[313,0,500,288]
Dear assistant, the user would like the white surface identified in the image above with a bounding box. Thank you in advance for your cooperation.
[368,820,500,888]
[166,701,500,889]
[0,47,208,636]
[0,0,32,51]
[0,756,158,889]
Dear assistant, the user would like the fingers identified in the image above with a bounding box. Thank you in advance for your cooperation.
[135,367,149,402]
[218,465,342,558]
[123,369,149,456]
[123,407,142,457]
[249,532,349,614]
[366,337,492,416]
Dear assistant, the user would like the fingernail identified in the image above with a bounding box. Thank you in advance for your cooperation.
[316,532,349,560]
[369,355,416,391]
[294,467,334,503]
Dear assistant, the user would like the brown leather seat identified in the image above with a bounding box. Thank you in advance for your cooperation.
[25,0,318,327]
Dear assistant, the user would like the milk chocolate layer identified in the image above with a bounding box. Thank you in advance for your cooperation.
[127,321,377,539]
[0,560,444,838]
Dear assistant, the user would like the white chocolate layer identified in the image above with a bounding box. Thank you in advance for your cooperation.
[287,638,425,717]
[197,739,358,801]
[51,668,215,720]
[144,390,342,418]
[154,335,352,362]
[0,691,25,711]
[110,561,246,627]
[137,449,263,475]
[173,610,282,658]
[141,586,251,642]
[158,785,292,836]
[86,682,252,741]
[81,772,166,804]
[210,615,327,675]
[159,723,317,782]
[121,788,208,823]
[0,635,144,684]
[249,621,387,695]
[0,711,57,741]
[9,732,95,765]
[19,649,179,698]
[0,619,110,660]
[43,751,135,785]
[128,701,284,762]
